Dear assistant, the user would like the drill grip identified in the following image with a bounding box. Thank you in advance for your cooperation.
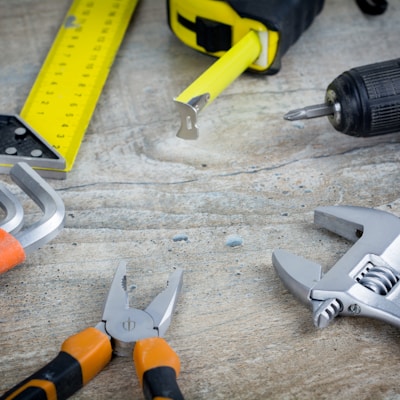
[328,58,400,137]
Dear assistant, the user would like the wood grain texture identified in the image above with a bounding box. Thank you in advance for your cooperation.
[1,0,400,399]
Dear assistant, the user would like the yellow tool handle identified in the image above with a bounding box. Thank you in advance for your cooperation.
[1,327,112,400]
[134,337,184,400]
[174,30,261,139]
[175,30,261,107]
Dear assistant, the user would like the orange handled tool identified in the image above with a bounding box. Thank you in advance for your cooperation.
[134,337,183,400]
[0,162,65,275]
[1,328,112,400]
[1,262,184,400]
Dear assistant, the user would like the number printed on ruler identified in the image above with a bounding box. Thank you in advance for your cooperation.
[17,0,139,173]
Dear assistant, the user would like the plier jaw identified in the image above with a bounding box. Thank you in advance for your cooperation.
[99,263,185,399]
[272,206,400,329]
[98,261,184,356]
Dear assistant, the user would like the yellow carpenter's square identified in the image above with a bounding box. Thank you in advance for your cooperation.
[167,0,324,139]
[0,0,139,179]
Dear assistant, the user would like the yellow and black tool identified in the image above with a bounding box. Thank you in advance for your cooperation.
[0,0,139,179]
[167,0,324,139]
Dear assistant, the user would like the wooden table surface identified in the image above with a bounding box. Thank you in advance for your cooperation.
[1,1,400,399]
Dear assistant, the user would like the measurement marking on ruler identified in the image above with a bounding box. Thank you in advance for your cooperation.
[0,0,139,178]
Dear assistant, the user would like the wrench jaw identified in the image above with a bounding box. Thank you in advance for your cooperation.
[315,205,400,251]
[314,206,366,242]
[273,206,400,330]
[272,249,322,309]
[272,249,343,328]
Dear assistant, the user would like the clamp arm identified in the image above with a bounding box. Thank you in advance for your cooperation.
[0,162,65,275]
[0,183,24,234]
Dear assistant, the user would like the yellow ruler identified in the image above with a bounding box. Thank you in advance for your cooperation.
[0,0,139,179]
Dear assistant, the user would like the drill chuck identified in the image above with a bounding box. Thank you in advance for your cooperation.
[285,58,400,137]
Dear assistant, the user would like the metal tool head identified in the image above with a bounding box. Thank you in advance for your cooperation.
[10,162,65,254]
[284,103,335,121]
[100,262,183,356]
[0,183,24,234]
[174,94,209,140]
[272,206,400,329]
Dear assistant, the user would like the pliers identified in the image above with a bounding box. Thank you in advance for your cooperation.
[1,262,184,400]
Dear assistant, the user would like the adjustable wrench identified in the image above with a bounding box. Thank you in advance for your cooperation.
[0,162,65,275]
[272,206,400,329]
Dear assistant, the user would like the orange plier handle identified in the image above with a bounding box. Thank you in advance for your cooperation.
[134,337,184,400]
[1,331,185,400]
[0,328,111,400]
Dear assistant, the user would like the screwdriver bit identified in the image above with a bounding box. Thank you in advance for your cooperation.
[284,103,335,121]
[284,58,400,137]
